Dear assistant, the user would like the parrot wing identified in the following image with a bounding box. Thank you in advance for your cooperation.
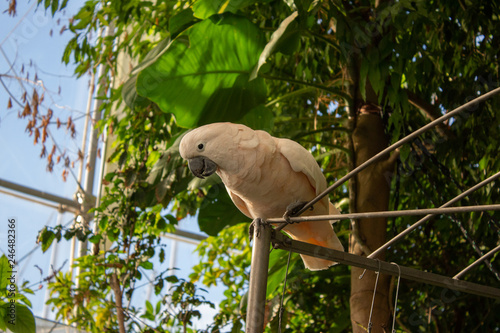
[276,137,344,271]
[227,188,253,219]
[277,138,327,196]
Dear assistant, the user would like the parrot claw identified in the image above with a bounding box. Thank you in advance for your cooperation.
[249,218,263,239]
[283,201,312,222]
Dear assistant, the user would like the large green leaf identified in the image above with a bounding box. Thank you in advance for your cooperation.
[239,105,274,131]
[169,8,196,37]
[198,184,250,236]
[1,303,36,333]
[192,0,258,19]
[136,13,267,128]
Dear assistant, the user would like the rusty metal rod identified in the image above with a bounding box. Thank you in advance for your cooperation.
[268,204,500,224]
[246,221,272,333]
[271,231,500,300]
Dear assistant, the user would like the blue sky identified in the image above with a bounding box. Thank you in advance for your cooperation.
[0,1,221,329]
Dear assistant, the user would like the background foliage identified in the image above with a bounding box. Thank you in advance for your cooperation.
[5,0,500,331]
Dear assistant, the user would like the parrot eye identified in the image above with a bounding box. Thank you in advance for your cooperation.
[197,143,205,151]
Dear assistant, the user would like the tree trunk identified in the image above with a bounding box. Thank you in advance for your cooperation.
[350,110,394,333]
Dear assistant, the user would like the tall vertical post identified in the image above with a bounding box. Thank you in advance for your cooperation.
[246,220,271,333]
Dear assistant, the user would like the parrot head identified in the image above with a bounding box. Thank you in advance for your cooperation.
[179,123,241,179]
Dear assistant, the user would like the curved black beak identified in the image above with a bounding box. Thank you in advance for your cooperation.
[188,156,217,179]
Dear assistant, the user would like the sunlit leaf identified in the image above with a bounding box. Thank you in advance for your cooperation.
[136,13,267,128]
[193,0,257,19]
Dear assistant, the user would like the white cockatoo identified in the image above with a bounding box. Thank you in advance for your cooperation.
[179,122,344,270]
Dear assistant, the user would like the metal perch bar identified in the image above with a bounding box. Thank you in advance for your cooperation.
[453,244,500,280]
[294,86,500,217]
[271,231,500,300]
[267,204,500,224]
[368,171,500,259]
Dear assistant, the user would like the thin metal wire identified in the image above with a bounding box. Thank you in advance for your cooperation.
[268,204,500,224]
[446,213,500,281]
[278,250,292,333]
[453,244,500,280]
[366,259,381,333]
[390,262,401,333]
[293,86,500,217]
[368,171,500,259]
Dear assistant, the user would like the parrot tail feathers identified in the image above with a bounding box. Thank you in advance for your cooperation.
[301,255,337,271]
[300,233,344,270]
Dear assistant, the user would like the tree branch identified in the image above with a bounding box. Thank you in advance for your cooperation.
[110,272,126,333]
[406,90,453,138]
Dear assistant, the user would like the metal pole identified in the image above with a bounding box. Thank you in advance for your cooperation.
[42,210,63,319]
[77,65,105,259]
[76,50,98,185]
[166,239,178,292]
[0,178,79,211]
[271,232,500,300]
[246,220,272,333]
[160,229,207,245]
[0,188,75,213]
[72,28,100,269]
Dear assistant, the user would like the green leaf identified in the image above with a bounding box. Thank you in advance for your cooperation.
[165,275,179,283]
[1,303,36,333]
[169,8,196,37]
[140,261,153,270]
[88,234,102,244]
[250,11,299,80]
[327,308,351,333]
[136,13,267,128]
[478,155,488,171]
[399,145,411,163]
[59,0,68,10]
[123,39,178,110]
[198,184,250,236]
[230,319,243,333]
[0,255,11,292]
[51,0,59,15]
[155,300,162,315]
[118,151,127,168]
[145,300,154,315]
[156,218,167,231]
[193,0,257,20]
[0,304,6,331]
[159,248,165,263]
[239,105,274,131]
[38,228,56,253]
[131,38,174,76]
[122,74,150,111]
[266,249,297,298]
[164,214,179,225]
[359,59,369,101]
